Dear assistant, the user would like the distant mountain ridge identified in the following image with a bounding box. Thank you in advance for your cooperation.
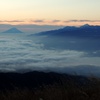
[35,24,100,38]
[3,27,23,33]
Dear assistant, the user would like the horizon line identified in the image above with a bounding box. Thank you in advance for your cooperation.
[0,23,100,27]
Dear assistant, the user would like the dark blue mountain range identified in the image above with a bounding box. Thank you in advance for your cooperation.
[36,24,100,38]
[30,24,100,52]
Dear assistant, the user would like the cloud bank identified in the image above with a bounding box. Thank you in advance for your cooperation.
[0,34,100,76]
[0,19,100,26]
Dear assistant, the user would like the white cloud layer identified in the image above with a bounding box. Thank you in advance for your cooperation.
[0,34,100,74]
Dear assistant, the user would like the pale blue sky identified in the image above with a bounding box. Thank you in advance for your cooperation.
[0,0,100,25]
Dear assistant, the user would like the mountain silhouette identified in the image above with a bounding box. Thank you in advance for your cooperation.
[35,24,100,38]
[80,24,90,28]
[0,71,90,90]
[3,27,23,33]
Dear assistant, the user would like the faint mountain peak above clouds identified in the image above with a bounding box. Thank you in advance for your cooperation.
[3,27,23,33]
[62,24,90,30]
[62,26,77,31]
[80,24,90,28]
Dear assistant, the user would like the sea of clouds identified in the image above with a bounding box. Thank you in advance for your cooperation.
[0,34,100,76]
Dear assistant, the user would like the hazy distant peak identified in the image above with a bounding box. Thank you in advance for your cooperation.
[3,27,23,33]
[11,27,18,30]
[62,26,77,31]
[80,24,91,28]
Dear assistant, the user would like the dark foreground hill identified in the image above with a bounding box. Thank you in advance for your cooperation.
[0,71,100,100]
[0,71,90,90]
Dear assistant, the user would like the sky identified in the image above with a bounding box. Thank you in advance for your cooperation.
[0,0,100,26]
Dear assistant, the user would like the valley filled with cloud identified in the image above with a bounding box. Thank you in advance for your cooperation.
[0,30,100,76]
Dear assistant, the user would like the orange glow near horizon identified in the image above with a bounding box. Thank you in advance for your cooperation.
[0,0,100,26]
[0,19,100,26]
